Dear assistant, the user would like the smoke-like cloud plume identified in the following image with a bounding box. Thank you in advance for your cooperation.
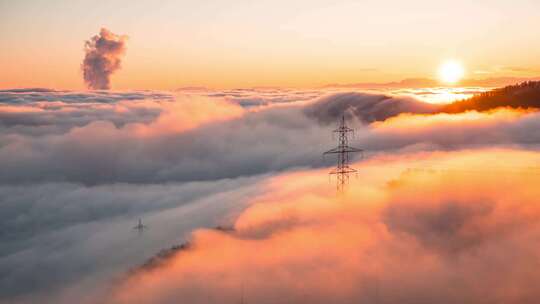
[82,28,127,90]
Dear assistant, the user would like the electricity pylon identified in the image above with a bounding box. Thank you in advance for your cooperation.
[133,218,147,233]
[324,115,363,191]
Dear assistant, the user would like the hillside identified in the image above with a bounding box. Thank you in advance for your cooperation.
[442,81,540,113]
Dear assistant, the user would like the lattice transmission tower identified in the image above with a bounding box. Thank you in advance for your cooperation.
[133,218,147,234]
[324,115,363,191]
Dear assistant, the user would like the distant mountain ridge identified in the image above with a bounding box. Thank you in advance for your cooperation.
[442,81,540,113]
[325,77,540,89]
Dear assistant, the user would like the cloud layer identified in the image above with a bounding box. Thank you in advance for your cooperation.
[1,89,539,185]
[305,91,438,123]
[2,86,540,303]
[108,149,540,304]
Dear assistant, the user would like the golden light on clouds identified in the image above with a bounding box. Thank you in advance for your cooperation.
[438,60,465,85]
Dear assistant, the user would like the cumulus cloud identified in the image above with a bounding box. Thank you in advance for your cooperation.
[203,88,325,108]
[106,149,540,304]
[305,91,439,124]
[82,28,127,90]
[0,90,173,136]
[0,89,171,105]
[2,89,540,185]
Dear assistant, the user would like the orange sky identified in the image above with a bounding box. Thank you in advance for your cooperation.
[1,0,540,89]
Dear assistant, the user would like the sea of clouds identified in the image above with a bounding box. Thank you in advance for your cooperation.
[1,87,540,303]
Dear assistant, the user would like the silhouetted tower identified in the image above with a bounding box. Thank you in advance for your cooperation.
[324,115,363,191]
[133,218,147,233]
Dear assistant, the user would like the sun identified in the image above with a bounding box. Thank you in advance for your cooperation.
[438,60,465,84]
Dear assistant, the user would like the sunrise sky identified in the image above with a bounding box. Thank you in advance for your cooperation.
[2,0,540,89]
[3,2,540,304]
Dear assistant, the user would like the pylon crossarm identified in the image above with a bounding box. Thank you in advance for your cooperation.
[324,147,362,154]
[342,147,363,153]
[323,148,341,154]
[333,127,353,133]
[329,168,357,174]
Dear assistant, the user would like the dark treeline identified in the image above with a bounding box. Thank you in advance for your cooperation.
[442,81,540,113]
